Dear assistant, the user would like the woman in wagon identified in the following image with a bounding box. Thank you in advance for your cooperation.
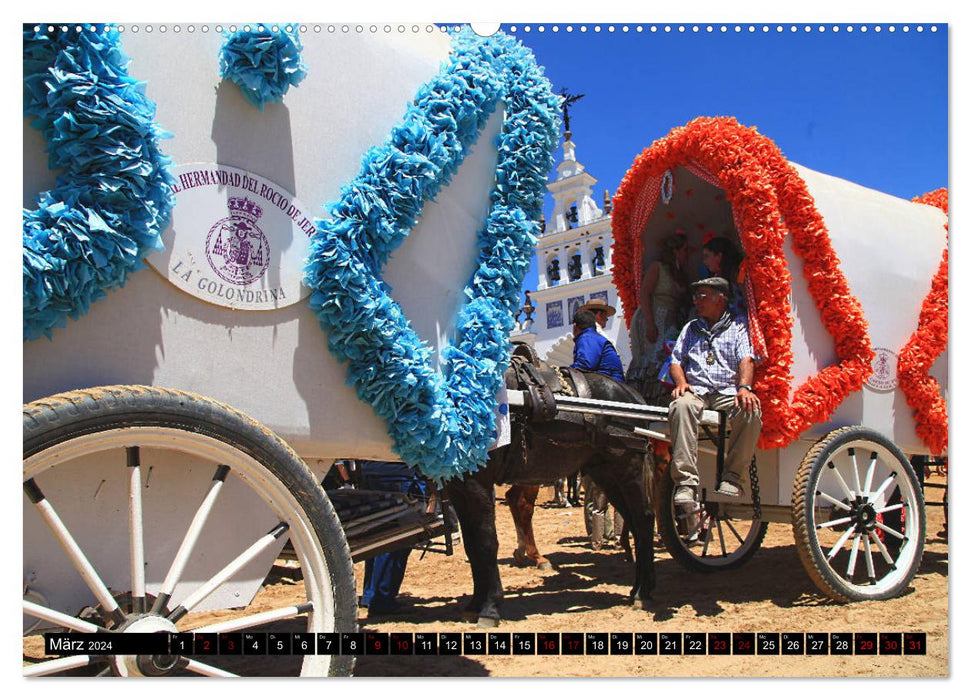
[700,234,747,316]
[667,277,761,505]
[628,230,692,403]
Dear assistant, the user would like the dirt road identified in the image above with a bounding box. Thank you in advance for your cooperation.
[352,477,948,677]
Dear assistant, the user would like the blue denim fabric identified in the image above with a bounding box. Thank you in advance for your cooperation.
[358,461,426,610]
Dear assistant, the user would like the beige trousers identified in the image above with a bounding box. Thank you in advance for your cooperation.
[668,391,762,488]
[582,474,624,545]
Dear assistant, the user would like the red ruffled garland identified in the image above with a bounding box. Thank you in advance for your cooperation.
[612,117,874,449]
[898,189,948,454]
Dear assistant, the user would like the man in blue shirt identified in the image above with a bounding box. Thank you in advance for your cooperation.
[357,460,426,616]
[667,277,761,505]
[571,308,625,382]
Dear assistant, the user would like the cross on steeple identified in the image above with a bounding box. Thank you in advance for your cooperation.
[559,88,585,139]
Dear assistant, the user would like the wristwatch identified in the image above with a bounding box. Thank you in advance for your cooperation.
[738,384,755,393]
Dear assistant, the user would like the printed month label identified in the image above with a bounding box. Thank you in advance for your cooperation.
[147,164,315,310]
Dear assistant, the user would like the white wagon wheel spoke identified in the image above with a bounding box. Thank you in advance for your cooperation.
[168,523,290,623]
[817,515,854,530]
[868,530,896,566]
[826,461,856,502]
[863,534,877,584]
[23,600,106,633]
[183,658,239,678]
[152,465,232,616]
[870,473,897,503]
[127,446,147,614]
[23,655,102,677]
[816,490,851,511]
[863,452,878,495]
[191,602,314,634]
[23,479,126,627]
[849,448,862,494]
[825,524,856,562]
[877,503,906,515]
[875,520,905,541]
[846,532,862,578]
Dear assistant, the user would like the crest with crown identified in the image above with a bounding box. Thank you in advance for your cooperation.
[228,196,263,223]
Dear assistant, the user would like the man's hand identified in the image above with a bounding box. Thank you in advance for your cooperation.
[671,382,693,399]
[735,387,760,413]
[669,363,691,399]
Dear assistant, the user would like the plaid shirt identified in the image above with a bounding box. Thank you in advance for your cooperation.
[670,312,754,396]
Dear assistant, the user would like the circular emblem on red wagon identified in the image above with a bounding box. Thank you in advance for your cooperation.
[866,347,898,392]
[205,196,271,286]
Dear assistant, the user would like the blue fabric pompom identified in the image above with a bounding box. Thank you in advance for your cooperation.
[23,25,176,341]
[304,28,561,482]
[219,24,308,110]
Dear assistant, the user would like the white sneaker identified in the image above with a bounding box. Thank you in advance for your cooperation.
[716,480,742,497]
[673,485,697,505]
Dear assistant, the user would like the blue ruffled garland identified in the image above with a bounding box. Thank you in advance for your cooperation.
[219,24,307,110]
[304,28,561,482]
[23,25,176,341]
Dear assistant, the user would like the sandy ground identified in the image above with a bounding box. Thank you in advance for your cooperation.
[349,475,949,677]
[24,474,948,678]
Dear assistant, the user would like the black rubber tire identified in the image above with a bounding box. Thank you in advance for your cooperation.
[655,465,767,572]
[24,385,357,676]
[791,425,925,602]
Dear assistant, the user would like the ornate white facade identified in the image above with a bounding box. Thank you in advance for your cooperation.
[511,135,630,369]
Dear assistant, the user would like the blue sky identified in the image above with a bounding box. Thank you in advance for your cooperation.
[507,22,948,296]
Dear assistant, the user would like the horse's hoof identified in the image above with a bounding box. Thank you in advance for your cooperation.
[632,597,654,611]
[477,616,501,628]
[461,610,479,623]
[537,561,553,571]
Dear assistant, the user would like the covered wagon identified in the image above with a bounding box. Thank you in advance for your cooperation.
[609,116,948,599]
[23,23,559,676]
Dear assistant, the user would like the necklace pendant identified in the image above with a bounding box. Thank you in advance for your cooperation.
[706,351,716,365]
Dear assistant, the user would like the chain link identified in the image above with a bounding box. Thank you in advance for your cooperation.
[554,366,575,396]
[517,414,529,467]
[749,456,761,521]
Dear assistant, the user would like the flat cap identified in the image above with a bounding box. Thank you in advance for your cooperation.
[690,276,731,297]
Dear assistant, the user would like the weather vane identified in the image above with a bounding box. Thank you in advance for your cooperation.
[559,88,585,138]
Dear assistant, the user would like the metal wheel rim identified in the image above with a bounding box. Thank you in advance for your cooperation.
[807,438,922,597]
[668,496,763,566]
[24,426,336,676]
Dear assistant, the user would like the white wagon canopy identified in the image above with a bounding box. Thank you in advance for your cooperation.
[610,117,947,601]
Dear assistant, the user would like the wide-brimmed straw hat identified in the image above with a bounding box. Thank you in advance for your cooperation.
[577,297,617,318]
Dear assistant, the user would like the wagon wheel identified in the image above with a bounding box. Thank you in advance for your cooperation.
[23,386,357,677]
[792,425,925,602]
[654,464,768,572]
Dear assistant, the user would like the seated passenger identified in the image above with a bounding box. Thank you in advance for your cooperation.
[571,308,625,382]
[667,277,761,504]
[701,235,747,317]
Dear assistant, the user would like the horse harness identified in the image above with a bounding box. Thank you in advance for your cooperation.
[504,352,649,474]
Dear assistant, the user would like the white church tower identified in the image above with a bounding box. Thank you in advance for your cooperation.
[511,118,630,369]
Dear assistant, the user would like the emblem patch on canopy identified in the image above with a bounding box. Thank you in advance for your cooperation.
[206,197,271,286]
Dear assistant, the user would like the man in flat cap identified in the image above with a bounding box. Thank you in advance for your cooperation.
[667,277,761,504]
